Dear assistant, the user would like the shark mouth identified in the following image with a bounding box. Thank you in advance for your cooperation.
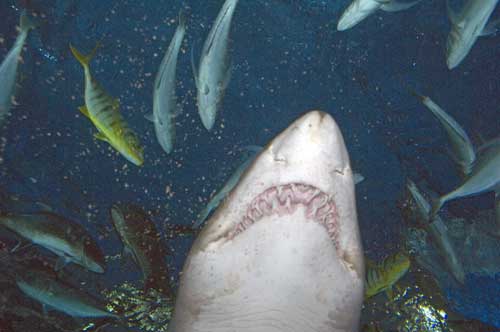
[228,183,340,251]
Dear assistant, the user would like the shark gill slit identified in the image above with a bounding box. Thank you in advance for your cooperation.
[228,183,341,251]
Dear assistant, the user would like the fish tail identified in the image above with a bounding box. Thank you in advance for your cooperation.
[19,11,36,33]
[69,43,99,69]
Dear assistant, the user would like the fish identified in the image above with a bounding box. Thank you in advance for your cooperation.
[411,91,475,176]
[17,269,118,318]
[193,147,262,228]
[364,252,410,299]
[337,0,421,31]
[110,204,171,297]
[168,111,364,332]
[193,0,239,131]
[431,141,500,219]
[446,0,500,69]
[70,44,144,166]
[0,11,36,124]
[0,211,105,273]
[406,179,465,284]
[146,12,187,154]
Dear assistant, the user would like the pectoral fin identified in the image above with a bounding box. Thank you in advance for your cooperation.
[10,240,30,253]
[481,18,500,37]
[381,0,421,12]
[93,132,109,142]
[55,256,70,271]
[78,106,90,119]
[144,113,155,122]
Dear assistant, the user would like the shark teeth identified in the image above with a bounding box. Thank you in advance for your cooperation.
[228,183,340,251]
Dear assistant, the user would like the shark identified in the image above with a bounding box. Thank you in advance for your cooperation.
[168,111,365,332]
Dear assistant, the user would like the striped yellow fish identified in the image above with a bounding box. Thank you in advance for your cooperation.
[365,252,410,300]
[70,44,144,166]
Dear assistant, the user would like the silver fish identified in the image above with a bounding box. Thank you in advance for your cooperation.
[193,0,239,131]
[407,179,465,284]
[337,0,421,31]
[0,211,105,273]
[446,0,500,69]
[17,270,118,318]
[412,91,476,176]
[431,142,500,219]
[0,11,36,123]
[147,12,187,154]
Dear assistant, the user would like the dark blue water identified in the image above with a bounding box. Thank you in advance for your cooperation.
[0,0,499,330]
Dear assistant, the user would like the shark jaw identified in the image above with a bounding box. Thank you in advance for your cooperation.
[169,111,364,332]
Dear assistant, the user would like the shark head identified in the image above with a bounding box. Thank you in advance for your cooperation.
[169,111,364,332]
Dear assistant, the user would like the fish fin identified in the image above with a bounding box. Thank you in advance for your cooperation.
[446,0,460,26]
[442,146,470,178]
[78,105,90,118]
[380,0,421,12]
[144,113,155,122]
[112,98,120,110]
[353,172,365,185]
[430,196,445,221]
[194,208,210,229]
[35,202,53,212]
[241,145,263,154]
[19,11,37,33]
[191,43,199,89]
[122,246,140,266]
[69,43,100,69]
[10,240,30,253]
[385,287,394,300]
[481,18,500,37]
[94,132,109,142]
[54,256,69,271]
[495,189,500,232]
[42,304,49,317]
[477,136,500,154]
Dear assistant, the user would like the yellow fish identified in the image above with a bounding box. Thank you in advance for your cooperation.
[70,44,144,166]
[365,252,410,300]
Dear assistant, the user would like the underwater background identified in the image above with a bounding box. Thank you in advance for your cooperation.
[0,0,499,331]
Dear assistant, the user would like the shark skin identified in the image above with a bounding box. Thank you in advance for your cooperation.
[168,111,365,332]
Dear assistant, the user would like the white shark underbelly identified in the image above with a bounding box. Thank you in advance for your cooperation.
[168,111,364,332]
